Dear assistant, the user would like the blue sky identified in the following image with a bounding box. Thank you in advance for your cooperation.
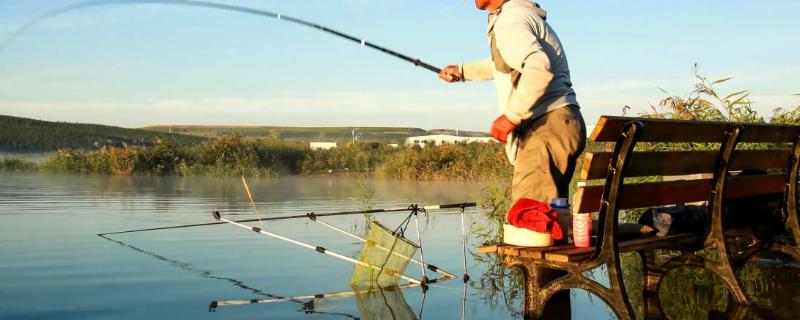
[0,0,798,130]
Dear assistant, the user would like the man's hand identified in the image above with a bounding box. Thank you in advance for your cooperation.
[438,65,463,83]
[490,115,516,143]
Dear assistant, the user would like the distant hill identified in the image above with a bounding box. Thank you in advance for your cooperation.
[143,125,489,143]
[0,115,207,153]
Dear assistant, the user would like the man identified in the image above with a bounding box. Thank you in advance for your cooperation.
[439,0,586,206]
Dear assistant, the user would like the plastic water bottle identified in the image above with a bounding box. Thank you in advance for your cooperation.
[550,198,572,244]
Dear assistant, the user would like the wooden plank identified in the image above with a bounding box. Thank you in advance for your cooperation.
[581,150,791,180]
[488,244,575,258]
[591,116,800,143]
[573,174,787,213]
[544,234,702,262]
[477,245,498,254]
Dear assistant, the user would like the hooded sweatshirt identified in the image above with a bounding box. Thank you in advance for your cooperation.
[459,0,578,126]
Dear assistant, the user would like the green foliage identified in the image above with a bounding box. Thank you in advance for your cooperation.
[302,142,397,173]
[376,143,511,181]
[183,136,306,177]
[38,136,304,177]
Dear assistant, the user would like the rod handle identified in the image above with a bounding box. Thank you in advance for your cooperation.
[437,202,477,209]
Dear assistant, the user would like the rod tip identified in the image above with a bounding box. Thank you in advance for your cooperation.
[212,211,221,220]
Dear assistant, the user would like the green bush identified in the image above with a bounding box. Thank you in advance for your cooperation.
[376,142,510,181]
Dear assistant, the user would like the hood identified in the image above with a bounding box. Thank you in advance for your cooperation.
[505,0,547,20]
[532,2,547,19]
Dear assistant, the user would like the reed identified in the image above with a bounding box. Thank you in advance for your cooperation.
[376,142,511,181]
[0,157,37,171]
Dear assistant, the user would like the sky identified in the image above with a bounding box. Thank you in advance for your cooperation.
[0,0,798,131]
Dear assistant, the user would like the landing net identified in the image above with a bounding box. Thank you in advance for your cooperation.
[351,221,418,288]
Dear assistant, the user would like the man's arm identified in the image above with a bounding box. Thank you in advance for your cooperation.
[439,57,494,83]
[460,57,494,81]
[494,21,554,124]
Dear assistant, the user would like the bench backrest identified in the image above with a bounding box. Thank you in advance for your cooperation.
[574,116,800,214]
[571,116,800,262]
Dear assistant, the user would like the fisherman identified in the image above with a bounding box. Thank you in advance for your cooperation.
[439,0,585,212]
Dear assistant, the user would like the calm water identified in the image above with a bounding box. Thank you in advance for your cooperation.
[1,172,798,319]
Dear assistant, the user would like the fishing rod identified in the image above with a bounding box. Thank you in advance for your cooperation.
[98,202,477,236]
[212,211,423,285]
[209,275,450,311]
[1,0,451,78]
[459,206,471,282]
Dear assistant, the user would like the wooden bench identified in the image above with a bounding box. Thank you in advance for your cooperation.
[478,116,800,319]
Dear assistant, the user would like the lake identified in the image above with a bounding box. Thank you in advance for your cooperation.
[1,172,798,319]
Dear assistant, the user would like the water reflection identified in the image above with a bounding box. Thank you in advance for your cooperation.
[3,172,799,319]
[101,232,370,318]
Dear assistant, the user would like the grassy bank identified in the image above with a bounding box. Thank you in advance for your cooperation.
[3,135,509,180]
[0,115,206,152]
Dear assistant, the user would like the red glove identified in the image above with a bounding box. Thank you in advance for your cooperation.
[490,115,516,144]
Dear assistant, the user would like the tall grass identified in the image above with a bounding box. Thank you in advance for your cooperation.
[40,136,307,177]
[0,157,36,172]
[376,142,511,181]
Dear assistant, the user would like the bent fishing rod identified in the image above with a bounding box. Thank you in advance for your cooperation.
[98,202,477,236]
[1,0,450,77]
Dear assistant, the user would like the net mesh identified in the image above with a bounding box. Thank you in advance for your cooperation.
[351,221,418,288]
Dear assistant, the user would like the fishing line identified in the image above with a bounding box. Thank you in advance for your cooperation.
[98,234,296,302]
[460,206,470,282]
[1,0,449,76]
[240,176,265,229]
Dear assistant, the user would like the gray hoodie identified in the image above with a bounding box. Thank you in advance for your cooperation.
[460,0,578,125]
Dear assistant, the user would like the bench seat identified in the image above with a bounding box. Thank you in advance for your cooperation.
[479,234,701,262]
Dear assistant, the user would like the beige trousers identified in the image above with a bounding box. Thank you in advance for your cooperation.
[511,105,586,203]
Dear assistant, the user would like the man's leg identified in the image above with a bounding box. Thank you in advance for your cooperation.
[511,105,586,203]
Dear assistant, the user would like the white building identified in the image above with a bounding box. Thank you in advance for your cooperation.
[405,135,496,147]
[309,142,337,150]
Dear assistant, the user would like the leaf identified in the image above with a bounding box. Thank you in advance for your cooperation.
[729,93,751,106]
[722,90,749,102]
[712,77,733,84]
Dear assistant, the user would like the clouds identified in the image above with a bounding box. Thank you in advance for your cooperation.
[1,1,798,130]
